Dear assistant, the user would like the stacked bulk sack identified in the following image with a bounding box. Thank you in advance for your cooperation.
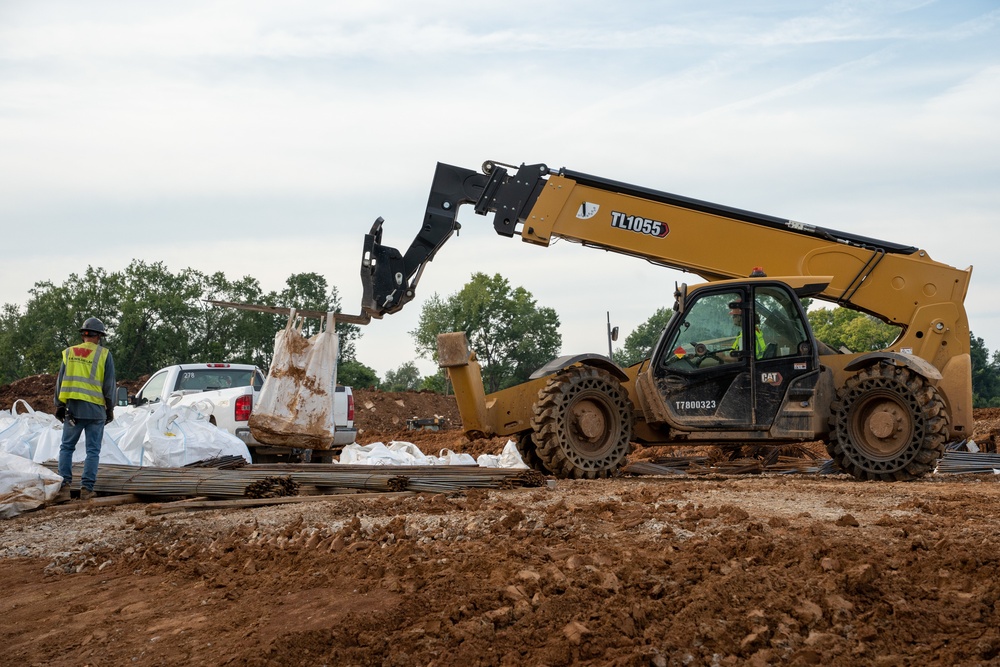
[249,310,339,449]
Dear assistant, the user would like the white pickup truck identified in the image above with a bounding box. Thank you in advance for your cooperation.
[116,363,356,462]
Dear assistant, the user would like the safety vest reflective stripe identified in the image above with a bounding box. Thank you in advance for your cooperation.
[58,343,109,405]
[732,329,768,359]
[753,329,766,358]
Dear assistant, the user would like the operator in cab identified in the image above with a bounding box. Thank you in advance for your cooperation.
[729,297,767,360]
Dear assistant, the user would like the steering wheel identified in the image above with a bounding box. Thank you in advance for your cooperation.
[691,343,724,367]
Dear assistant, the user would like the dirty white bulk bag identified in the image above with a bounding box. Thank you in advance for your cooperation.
[32,421,133,467]
[0,400,58,460]
[339,442,418,465]
[114,403,164,466]
[476,440,529,469]
[436,449,478,466]
[145,404,252,467]
[0,450,64,519]
[249,310,339,449]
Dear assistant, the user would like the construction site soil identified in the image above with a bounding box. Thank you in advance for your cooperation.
[4,375,1000,666]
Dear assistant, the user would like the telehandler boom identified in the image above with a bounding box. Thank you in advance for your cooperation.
[359,161,973,481]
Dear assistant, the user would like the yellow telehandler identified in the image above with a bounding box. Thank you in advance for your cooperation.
[358,161,972,481]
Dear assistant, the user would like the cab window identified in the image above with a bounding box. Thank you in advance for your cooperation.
[754,286,809,358]
[658,290,743,371]
[136,371,168,405]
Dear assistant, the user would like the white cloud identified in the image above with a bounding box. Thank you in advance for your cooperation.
[2,0,999,375]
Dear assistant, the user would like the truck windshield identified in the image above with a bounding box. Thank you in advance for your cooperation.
[175,369,259,392]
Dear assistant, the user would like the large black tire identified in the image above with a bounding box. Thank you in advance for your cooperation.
[531,366,634,479]
[828,364,948,481]
[515,432,552,475]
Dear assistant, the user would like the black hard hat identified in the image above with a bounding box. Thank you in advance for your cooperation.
[79,317,107,336]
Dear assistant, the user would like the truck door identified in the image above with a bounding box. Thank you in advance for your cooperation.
[750,284,818,427]
[652,288,754,428]
[650,282,819,431]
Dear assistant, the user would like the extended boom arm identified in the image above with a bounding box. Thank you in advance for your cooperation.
[359,161,971,362]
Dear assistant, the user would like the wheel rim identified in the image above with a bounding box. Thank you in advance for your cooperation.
[532,367,634,478]
[846,390,915,461]
[831,364,947,479]
[567,391,620,458]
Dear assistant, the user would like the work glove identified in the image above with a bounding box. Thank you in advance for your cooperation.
[55,406,66,423]
[105,407,115,424]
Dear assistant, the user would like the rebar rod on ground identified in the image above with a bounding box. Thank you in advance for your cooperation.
[44,462,543,498]
[935,450,1000,475]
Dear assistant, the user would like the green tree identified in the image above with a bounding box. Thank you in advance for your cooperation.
[192,272,275,367]
[613,307,672,367]
[420,369,450,395]
[0,303,29,384]
[382,361,423,392]
[971,333,1000,408]
[277,272,361,363]
[110,261,203,378]
[411,273,561,393]
[337,359,379,389]
[4,280,77,377]
[807,307,899,353]
[0,261,381,386]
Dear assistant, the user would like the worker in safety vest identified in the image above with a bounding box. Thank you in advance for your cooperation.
[53,317,116,502]
[729,295,767,360]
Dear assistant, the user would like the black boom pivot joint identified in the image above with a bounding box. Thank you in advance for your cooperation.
[358,161,549,318]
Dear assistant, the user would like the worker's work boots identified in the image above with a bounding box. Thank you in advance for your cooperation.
[79,488,97,501]
[53,484,72,504]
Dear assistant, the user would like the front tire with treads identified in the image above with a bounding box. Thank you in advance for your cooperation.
[531,366,634,479]
[516,432,551,475]
[827,364,948,481]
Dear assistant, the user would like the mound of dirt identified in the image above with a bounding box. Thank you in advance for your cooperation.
[0,374,146,415]
[5,378,1000,664]
[5,475,1000,666]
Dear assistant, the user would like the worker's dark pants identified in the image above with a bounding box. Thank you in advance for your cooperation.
[58,418,105,491]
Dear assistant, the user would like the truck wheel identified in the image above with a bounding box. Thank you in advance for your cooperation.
[828,364,948,481]
[531,366,634,479]
[516,432,551,475]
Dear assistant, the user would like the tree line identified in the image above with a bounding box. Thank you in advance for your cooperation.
[0,260,373,387]
[0,263,564,395]
[2,261,998,408]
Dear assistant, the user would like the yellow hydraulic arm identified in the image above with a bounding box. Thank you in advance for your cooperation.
[361,160,971,361]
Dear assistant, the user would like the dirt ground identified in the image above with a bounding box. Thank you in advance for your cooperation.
[5,378,1000,665]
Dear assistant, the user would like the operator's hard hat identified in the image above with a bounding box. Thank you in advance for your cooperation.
[79,317,107,336]
[729,294,743,316]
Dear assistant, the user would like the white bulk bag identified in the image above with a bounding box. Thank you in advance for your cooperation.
[145,405,252,467]
[0,450,64,518]
[249,310,339,449]
[476,440,529,469]
[31,421,133,467]
[0,400,57,460]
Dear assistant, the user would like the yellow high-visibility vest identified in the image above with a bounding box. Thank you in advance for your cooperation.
[58,342,109,406]
[732,328,768,360]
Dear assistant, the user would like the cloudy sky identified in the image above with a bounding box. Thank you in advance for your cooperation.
[2,0,998,379]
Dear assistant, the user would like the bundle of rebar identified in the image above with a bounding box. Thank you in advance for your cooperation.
[935,450,1000,475]
[624,455,835,477]
[245,476,299,498]
[45,462,544,498]
[183,455,249,470]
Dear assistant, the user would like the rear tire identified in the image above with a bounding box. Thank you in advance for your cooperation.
[828,364,948,481]
[515,432,551,475]
[531,366,634,479]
